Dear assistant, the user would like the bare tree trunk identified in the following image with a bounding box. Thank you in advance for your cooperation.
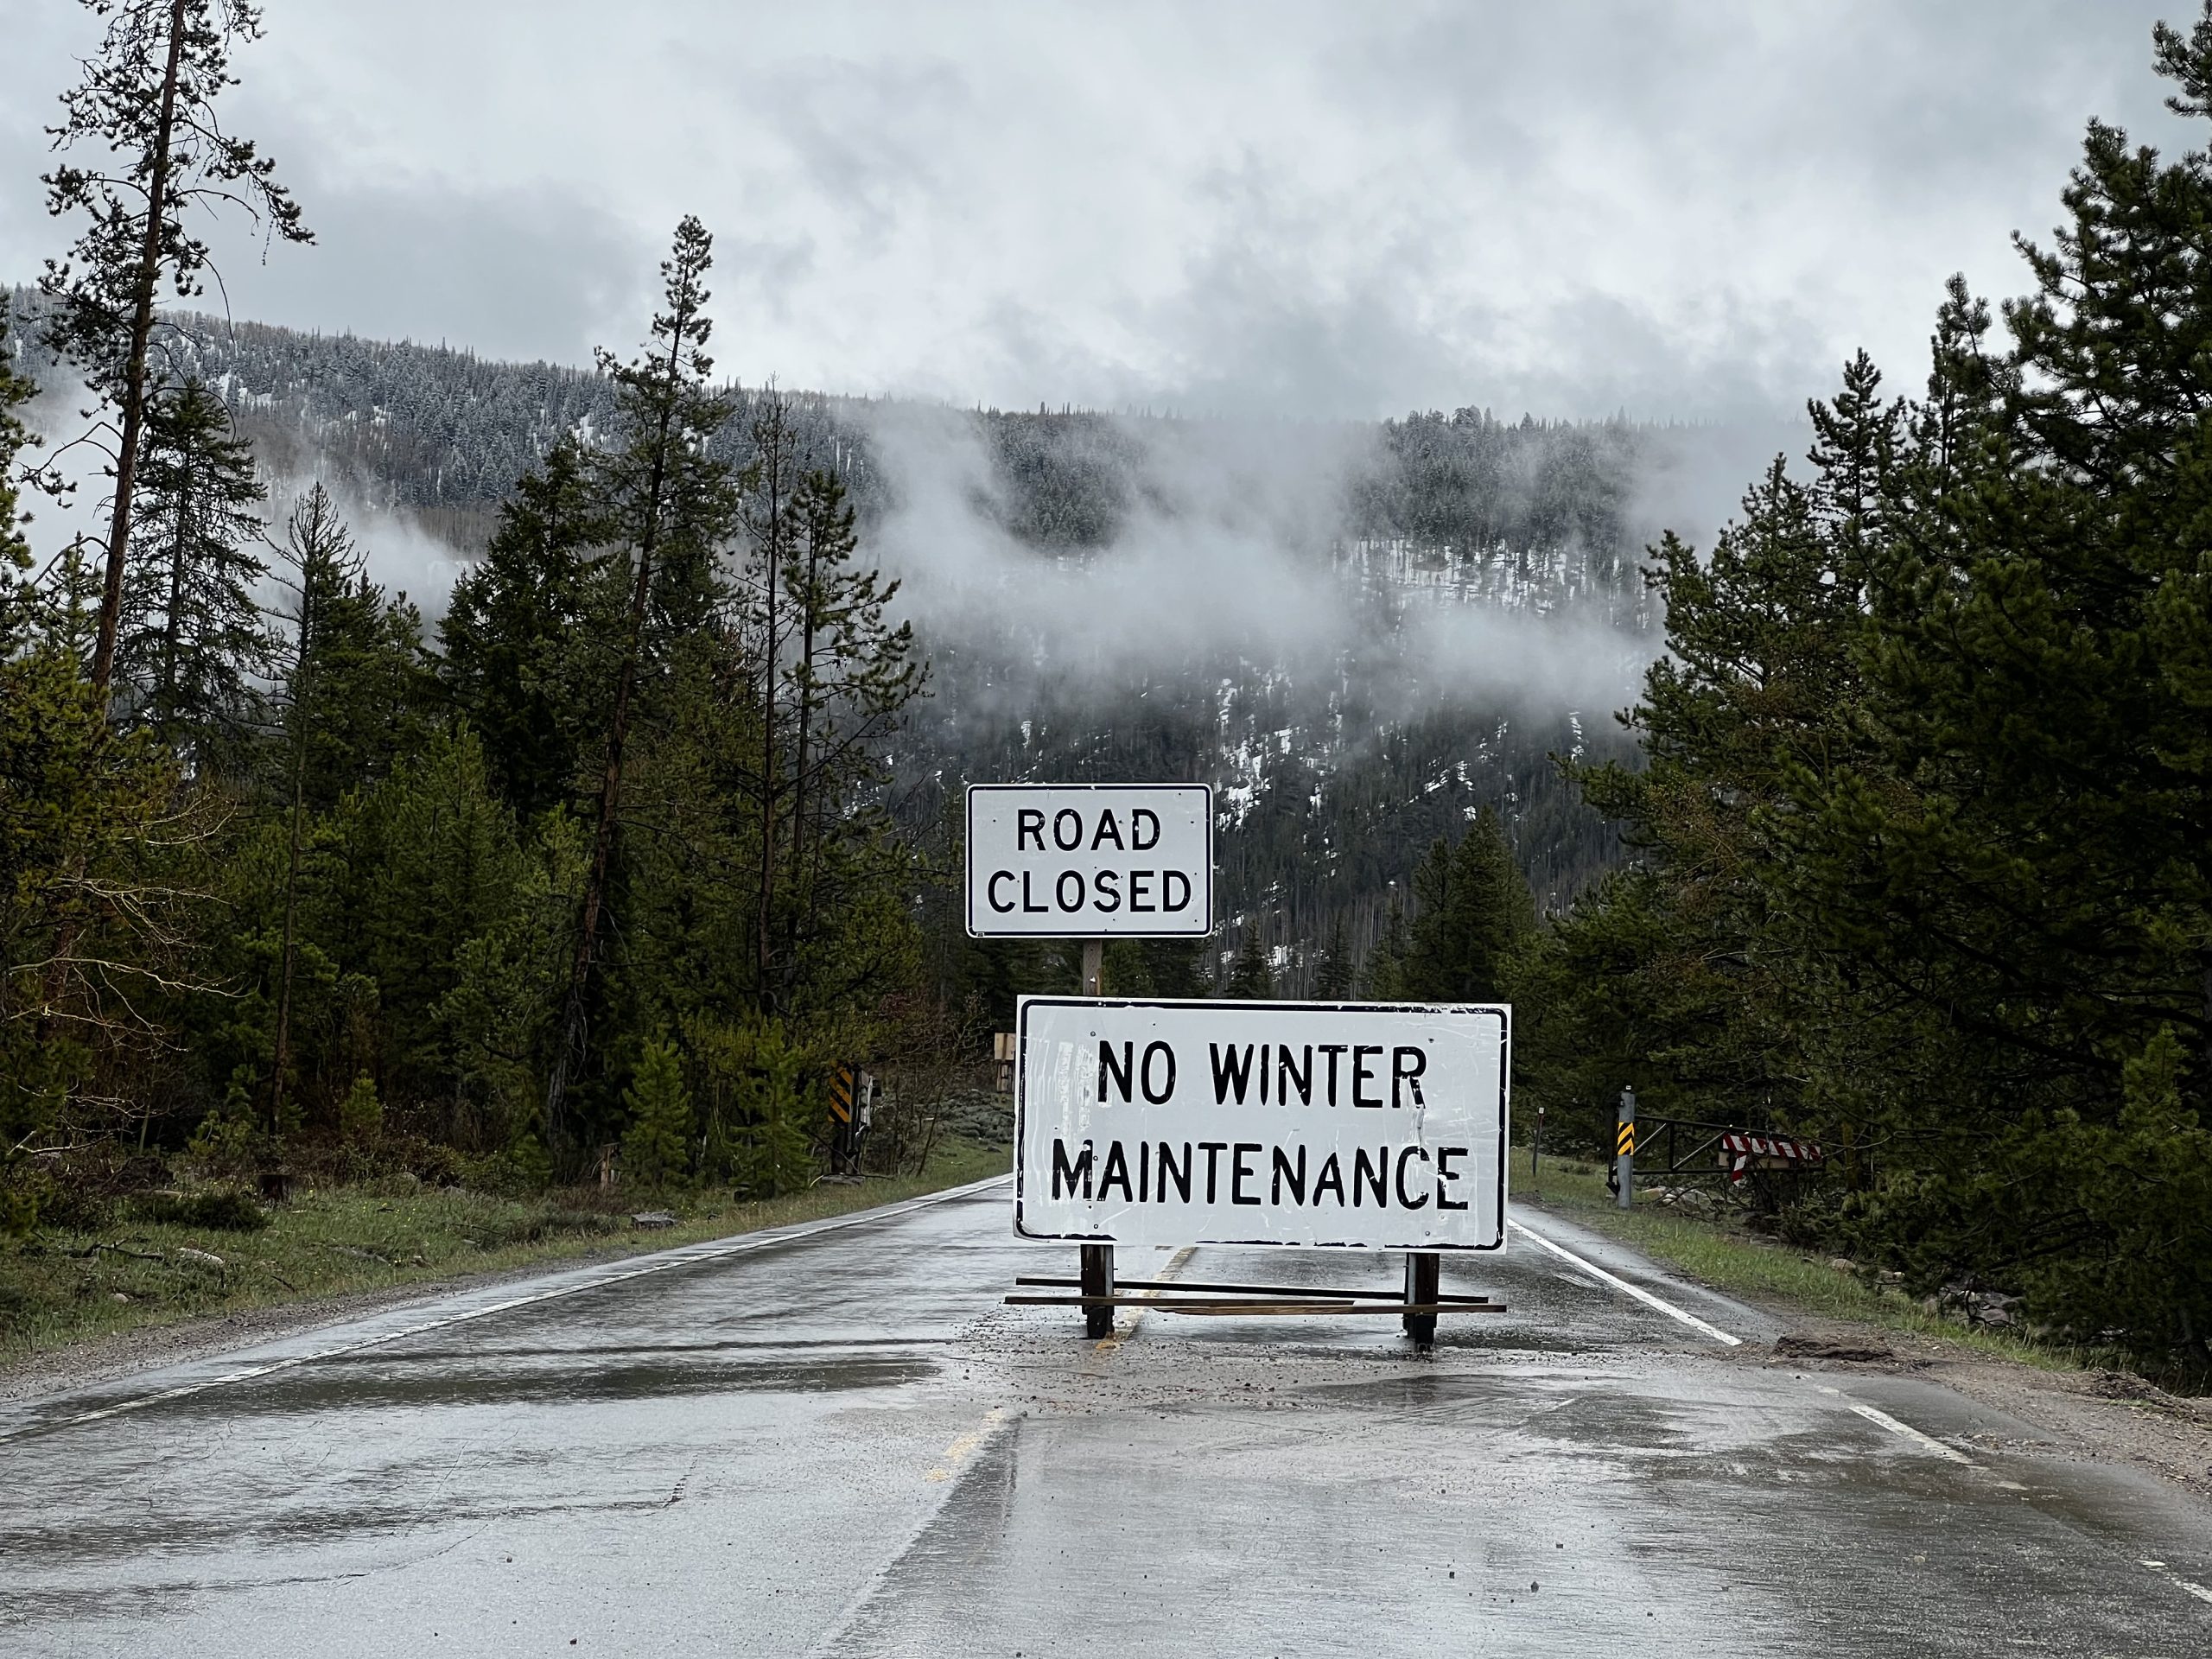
[544,540,652,1146]
[269,566,315,1143]
[753,413,788,1009]
[90,0,188,697]
[787,531,818,979]
[155,459,188,741]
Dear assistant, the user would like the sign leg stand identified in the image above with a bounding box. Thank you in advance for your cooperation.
[1080,1242,1116,1338]
[1076,940,1113,1338]
[1402,1251,1439,1346]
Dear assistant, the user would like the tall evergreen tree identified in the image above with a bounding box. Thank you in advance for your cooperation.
[39,0,308,693]
[1399,807,1533,1003]
[440,437,612,822]
[265,484,360,1140]
[0,302,41,650]
[1312,917,1353,999]
[620,1036,693,1187]
[740,388,804,1005]
[1227,927,1274,999]
[1360,900,1408,1000]
[115,378,275,763]
[1524,7,2212,1366]
[774,465,923,1001]
[543,217,738,1154]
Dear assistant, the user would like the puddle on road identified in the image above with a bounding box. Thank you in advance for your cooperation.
[108,1352,941,1420]
[321,1334,956,1363]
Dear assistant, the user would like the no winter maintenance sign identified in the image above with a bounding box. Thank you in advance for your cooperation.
[966,784,1212,938]
[1014,998,1510,1251]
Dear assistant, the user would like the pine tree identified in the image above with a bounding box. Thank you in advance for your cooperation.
[0,304,36,645]
[265,484,360,1141]
[437,810,588,1154]
[683,1007,839,1198]
[741,388,804,1006]
[1400,808,1532,1003]
[620,1037,693,1188]
[337,1072,381,1143]
[1360,900,1408,1000]
[116,378,276,763]
[778,465,922,980]
[1227,928,1274,999]
[1138,938,1208,1000]
[39,0,308,693]
[440,438,613,822]
[1,661,183,1230]
[287,552,440,810]
[355,728,526,1104]
[31,538,107,669]
[543,217,739,1155]
[1312,917,1353,999]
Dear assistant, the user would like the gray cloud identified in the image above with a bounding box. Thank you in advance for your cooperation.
[860,401,1659,719]
[229,172,642,366]
[0,0,2196,423]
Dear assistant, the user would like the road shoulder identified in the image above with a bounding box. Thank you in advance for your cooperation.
[1519,1186,2212,1503]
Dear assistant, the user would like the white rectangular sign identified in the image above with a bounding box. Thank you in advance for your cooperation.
[965,785,1212,938]
[1013,998,1509,1250]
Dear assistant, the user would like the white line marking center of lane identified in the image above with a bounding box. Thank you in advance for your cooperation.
[1507,1217,1744,1346]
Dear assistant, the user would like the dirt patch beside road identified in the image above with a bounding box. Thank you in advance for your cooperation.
[1745,1311,2212,1501]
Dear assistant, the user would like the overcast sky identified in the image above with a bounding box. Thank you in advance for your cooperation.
[0,0,2196,421]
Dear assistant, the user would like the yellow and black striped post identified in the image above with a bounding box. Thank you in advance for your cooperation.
[827,1065,868,1173]
[1615,1086,1637,1211]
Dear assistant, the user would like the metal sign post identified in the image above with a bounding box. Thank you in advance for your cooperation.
[1615,1086,1637,1210]
[826,1065,874,1176]
[1077,938,1111,1335]
[968,784,1215,1341]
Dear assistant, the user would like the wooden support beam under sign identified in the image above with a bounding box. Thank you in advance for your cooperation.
[1004,1294,1510,1316]
[1014,1274,1498,1306]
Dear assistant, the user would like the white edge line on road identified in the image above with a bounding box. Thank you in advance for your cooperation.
[1816,1385,1971,1464]
[2140,1557,2212,1605]
[1507,1217,1744,1346]
[2,1173,1014,1445]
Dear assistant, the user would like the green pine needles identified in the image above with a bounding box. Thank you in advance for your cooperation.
[1518,10,2212,1377]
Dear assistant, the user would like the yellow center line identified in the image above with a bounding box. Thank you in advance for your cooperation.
[925,1405,1008,1481]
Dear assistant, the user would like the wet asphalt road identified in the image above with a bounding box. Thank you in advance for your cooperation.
[3,1177,2211,1657]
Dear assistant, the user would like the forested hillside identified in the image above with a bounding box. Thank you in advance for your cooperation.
[7,281,1659,980]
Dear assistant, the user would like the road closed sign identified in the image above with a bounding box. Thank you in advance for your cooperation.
[966,785,1212,938]
[1013,998,1510,1250]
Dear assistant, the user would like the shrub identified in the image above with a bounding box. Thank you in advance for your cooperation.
[338,1073,384,1142]
[136,1190,269,1231]
[620,1038,694,1188]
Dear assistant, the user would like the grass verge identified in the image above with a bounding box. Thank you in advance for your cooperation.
[1519,1155,2083,1370]
[0,1136,1010,1367]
